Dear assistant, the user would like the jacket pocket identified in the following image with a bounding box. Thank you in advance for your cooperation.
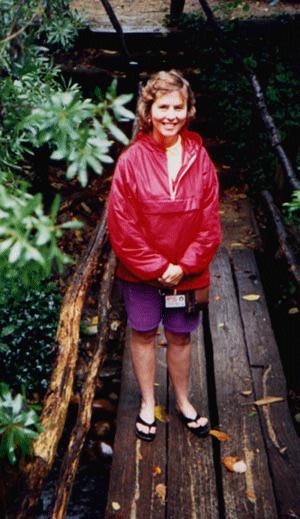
[142,197,201,215]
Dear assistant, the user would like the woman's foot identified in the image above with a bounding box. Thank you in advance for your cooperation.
[176,400,209,437]
[136,415,157,442]
[136,400,156,440]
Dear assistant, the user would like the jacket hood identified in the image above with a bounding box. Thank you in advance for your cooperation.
[134,129,203,155]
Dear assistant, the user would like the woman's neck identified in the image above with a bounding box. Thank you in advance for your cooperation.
[151,130,180,149]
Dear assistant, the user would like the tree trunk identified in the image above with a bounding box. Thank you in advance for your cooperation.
[50,250,116,519]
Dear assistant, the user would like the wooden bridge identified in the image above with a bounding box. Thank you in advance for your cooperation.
[10,4,300,518]
[104,198,300,519]
[71,0,300,33]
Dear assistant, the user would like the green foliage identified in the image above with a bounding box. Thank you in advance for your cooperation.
[0,383,43,465]
[0,59,61,169]
[0,1,134,286]
[22,81,134,187]
[0,1,85,71]
[216,1,250,16]
[283,191,300,228]
[176,15,300,192]
[41,2,85,50]
[0,183,83,290]
[0,282,62,395]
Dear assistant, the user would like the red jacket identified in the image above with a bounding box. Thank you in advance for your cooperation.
[107,130,221,290]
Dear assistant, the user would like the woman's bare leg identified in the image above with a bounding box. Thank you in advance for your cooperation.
[165,329,208,427]
[130,328,157,434]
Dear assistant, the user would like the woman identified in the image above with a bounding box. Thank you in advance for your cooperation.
[108,70,221,442]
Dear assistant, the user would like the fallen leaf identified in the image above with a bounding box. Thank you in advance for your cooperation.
[81,323,98,336]
[91,315,99,325]
[242,294,260,301]
[112,501,121,511]
[154,383,160,387]
[209,429,231,441]
[94,420,110,437]
[241,390,252,396]
[218,322,225,328]
[100,442,113,456]
[254,396,284,406]
[110,319,121,331]
[288,307,299,315]
[155,405,169,423]
[152,465,162,476]
[230,242,244,247]
[223,456,247,473]
[246,491,257,503]
[155,483,166,504]
[213,295,221,301]
[93,399,116,413]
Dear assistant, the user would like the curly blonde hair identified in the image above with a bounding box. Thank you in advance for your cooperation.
[136,70,196,133]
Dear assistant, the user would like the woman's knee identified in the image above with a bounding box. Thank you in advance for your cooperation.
[165,329,190,347]
[131,328,157,346]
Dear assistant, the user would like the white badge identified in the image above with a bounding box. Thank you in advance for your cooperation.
[165,294,186,308]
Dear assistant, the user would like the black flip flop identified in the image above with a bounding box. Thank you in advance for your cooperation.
[135,414,157,442]
[177,410,210,438]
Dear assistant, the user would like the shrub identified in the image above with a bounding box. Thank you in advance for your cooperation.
[0,281,62,395]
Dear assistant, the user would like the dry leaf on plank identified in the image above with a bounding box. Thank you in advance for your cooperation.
[155,483,166,504]
[223,456,247,473]
[246,491,257,503]
[241,390,252,396]
[111,501,121,511]
[242,294,260,301]
[254,396,284,406]
[155,405,169,423]
[209,429,231,441]
[152,465,162,476]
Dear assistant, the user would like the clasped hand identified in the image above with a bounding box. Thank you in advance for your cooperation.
[158,263,184,287]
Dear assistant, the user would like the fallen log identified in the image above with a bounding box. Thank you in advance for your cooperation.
[197,0,300,193]
[50,249,117,519]
[14,211,108,519]
[261,190,300,290]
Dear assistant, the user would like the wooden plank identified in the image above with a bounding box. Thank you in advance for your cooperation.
[105,329,167,519]
[208,247,277,518]
[167,325,219,518]
[232,249,300,518]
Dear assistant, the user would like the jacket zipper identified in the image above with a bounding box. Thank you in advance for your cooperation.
[169,154,197,200]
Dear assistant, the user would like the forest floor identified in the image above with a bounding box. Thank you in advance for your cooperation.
[71,0,300,32]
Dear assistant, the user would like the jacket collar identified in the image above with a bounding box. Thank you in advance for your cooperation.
[134,129,203,156]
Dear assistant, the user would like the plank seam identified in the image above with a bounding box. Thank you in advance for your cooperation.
[203,308,226,519]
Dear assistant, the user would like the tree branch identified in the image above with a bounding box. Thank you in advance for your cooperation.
[99,0,131,62]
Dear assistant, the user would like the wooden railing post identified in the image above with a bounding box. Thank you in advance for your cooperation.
[170,0,185,20]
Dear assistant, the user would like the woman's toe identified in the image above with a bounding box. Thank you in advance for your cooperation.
[197,416,208,427]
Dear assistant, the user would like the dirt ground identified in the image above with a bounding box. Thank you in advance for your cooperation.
[71,0,300,31]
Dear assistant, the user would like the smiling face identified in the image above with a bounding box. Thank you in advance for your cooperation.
[150,89,188,147]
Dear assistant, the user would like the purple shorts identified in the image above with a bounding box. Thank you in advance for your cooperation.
[118,280,201,334]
